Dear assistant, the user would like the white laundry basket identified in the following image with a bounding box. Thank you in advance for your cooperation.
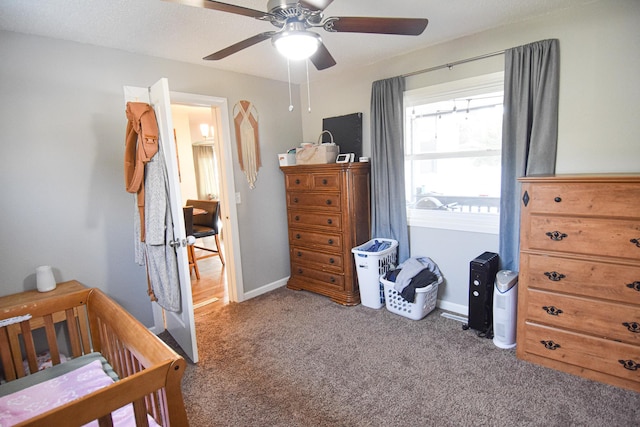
[381,274,443,320]
[351,239,398,309]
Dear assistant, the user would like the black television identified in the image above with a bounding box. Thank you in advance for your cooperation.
[321,112,363,159]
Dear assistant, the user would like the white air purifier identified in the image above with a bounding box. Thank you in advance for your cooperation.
[492,270,518,349]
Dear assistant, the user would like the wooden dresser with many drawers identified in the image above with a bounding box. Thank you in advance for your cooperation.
[280,163,370,305]
[517,174,640,392]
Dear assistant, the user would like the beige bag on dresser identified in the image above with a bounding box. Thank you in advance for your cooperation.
[295,131,340,164]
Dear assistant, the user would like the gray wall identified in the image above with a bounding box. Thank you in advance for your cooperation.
[1,0,638,321]
[0,31,299,326]
[299,0,640,313]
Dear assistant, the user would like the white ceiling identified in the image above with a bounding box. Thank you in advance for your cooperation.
[1,0,595,84]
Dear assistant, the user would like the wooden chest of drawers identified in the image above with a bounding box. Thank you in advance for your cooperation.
[281,163,371,305]
[517,175,640,392]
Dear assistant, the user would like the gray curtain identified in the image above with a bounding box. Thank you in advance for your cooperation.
[370,76,410,262]
[499,39,560,271]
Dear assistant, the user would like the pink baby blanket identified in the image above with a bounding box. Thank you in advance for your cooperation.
[0,360,159,426]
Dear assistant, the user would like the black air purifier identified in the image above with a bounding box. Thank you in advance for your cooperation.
[467,252,499,333]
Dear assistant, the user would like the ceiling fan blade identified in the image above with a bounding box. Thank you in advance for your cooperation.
[327,17,428,35]
[163,0,269,19]
[299,0,334,11]
[203,32,276,60]
[310,42,336,70]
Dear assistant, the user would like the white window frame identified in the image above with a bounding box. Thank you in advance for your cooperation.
[404,72,504,235]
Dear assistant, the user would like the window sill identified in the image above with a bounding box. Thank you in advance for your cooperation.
[407,209,499,235]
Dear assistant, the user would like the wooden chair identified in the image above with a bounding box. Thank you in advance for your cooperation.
[186,199,225,266]
[183,206,200,279]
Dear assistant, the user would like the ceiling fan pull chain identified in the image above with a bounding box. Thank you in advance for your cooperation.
[287,58,294,112]
[306,59,312,113]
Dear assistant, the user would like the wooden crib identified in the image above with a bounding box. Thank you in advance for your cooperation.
[0,280,188,426]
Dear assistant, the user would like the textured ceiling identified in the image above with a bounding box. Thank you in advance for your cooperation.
[0,0,595,83]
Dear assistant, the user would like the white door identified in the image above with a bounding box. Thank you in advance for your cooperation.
[124,79,198,363]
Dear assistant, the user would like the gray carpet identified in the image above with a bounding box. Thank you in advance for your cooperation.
[160,287,639,426]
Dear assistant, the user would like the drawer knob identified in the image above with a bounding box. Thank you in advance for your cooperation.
[622,322,640,333]
[328,239,334,245]
[330,277,336,283]
[295,234,301,239]
[544,271,566,282]
[329,258,335,264]
[297,251,302,257]
[326,199,332,205]
[542,306,563,316]
[618,359,639,371]
[545,231,567,241]
[554,196,562,203]
[293,197,299,203]
[295,179,300,184]
[322,179,328,185]
[540,340,561,350]
[631,238,640,248]
[298,268,303,274]
[626,281,640,292]
[295,216,300,221]
[327,219,333,225]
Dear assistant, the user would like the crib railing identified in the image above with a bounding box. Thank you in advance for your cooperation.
[0,281,188,426]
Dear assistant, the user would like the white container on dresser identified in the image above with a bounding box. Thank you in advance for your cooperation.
[517,174,640,392]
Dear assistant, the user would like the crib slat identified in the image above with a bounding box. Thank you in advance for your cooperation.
[77,304,92,353]
[7,324,25,379]
[66,307,83,357]
[97,413,114,427]
[133,398,150,426]
[20,320,39,375]
[43,314,61,365]
[0,327,17,381]
[157,388,170,426]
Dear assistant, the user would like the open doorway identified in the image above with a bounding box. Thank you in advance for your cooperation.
[171,103,229,312]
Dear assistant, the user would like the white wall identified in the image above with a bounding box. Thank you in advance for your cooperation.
[300,0,640,313]
[0,31,301,326]
[171,106,200,204]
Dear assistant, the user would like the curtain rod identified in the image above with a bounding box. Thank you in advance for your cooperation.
[402,49,506,78]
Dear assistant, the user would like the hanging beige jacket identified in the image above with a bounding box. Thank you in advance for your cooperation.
[124,102,159,241]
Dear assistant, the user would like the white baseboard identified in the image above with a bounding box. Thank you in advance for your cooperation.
[436,299,468,316]
[241,276,289,301]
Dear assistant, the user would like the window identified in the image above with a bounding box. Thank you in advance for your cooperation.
[404,73,504,234]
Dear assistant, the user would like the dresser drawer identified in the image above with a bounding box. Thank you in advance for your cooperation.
[526,289,640,345]
[285,173,311,190]
[311,173,341,190]
[290,246,343,270]
[522,322,640,383]
[522,182,640,218]
[288,210,342,231]
[289,229,342,252]
[291,262,345,290]
[287,192,342,211]
[285,172,341,191]
[522,253,640,304]
[524,216,640,261]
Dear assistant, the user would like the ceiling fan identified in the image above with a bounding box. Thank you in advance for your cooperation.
[164,0,428,70]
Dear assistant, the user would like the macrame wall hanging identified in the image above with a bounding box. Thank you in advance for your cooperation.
[233,100,261,189]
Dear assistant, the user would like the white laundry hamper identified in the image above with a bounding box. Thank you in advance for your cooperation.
[351,239,398,309]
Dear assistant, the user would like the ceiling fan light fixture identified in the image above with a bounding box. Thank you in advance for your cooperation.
[273,30,321,61]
